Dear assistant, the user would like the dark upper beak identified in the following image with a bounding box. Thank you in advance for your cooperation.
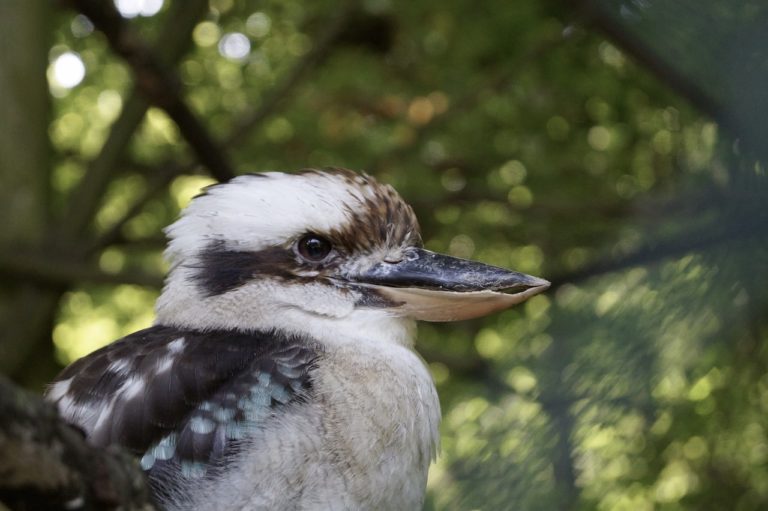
[348,247,550,321]
[359,248,549,292]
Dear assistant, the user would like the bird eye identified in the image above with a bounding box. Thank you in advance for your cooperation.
[297,234,333,262]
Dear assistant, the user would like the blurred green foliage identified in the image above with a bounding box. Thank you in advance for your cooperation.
[4,0,768,509]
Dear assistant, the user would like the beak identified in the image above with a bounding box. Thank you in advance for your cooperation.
[349,248,550,321]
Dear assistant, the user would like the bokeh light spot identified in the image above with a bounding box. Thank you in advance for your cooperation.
[475,329,503,358]
[97,90,123,123]
[595,289,620,316]
[499,160,527,185]
[99,248,126,274]
[50,52,86,89]
[246,12,272,38]
[546,115,570,140]
[429,362,450,385]
[428,91,450,114]
[599,41,626,68]
[219,32,251,61]
[507,185,533,208]
[407,97,435,125]
[506,366,537,393]
[193,21,221,48]
[682,436,708,460]
[114,0,163,18]
[588,125,612,151]
[71,14,94,38]
[449,234,475,259]
[265,117,294,143]
[441,167,466,192]
[652,129,673,154]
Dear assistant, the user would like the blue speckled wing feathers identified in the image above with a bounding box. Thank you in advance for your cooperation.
[46,325,319,487]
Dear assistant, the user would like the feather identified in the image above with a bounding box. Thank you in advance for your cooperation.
[47,325,319,490]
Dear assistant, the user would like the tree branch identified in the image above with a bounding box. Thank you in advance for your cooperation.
[60,91,150,240]
[0,375,154,510]
[224,3,357,147]
[86,163,193,254]
[0,248,163,289]
[549,209,768,289]
[97,9,567,247]
[90,4,359,252]
[59,0,212,239]
[59,0,235,183]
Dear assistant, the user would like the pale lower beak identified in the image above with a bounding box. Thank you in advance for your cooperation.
[349,248,550,321]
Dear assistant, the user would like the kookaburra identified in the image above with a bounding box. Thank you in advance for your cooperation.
[46,168,549,510]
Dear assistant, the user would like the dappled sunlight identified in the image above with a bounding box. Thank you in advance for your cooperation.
[54,286,157,363]
[145,108,181,144]
[537,243,768,507]
[435,392,554,510]
[95,174,148,230]
[4,0,764,508]
[96,89,123,123]
[170,174,217,209]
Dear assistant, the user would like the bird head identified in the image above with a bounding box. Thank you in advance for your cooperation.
[155,168,549,345]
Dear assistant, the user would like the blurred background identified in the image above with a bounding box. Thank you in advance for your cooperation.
[1,0,767,509]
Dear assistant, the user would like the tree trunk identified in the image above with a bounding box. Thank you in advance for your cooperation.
[0,0,64,389]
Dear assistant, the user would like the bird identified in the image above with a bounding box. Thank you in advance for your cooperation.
[46,168,549,511]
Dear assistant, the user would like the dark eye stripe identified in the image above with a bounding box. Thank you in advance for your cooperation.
[192,240,345,297]
[192,241,296,296]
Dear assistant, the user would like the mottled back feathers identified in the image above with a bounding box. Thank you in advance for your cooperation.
[47,326,319,492]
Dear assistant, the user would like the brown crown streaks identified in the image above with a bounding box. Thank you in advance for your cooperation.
[299,167,422,255]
